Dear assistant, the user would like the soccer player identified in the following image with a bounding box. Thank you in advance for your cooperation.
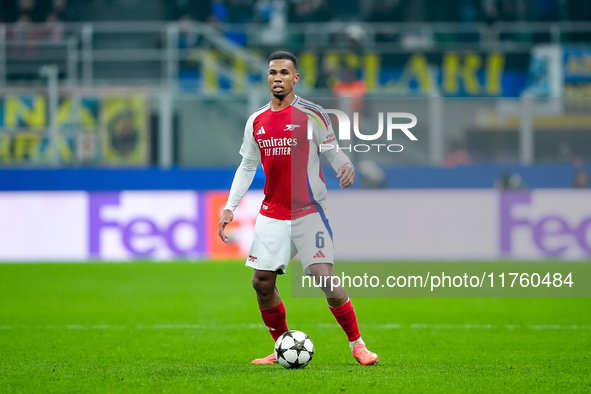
[218,51,378,366]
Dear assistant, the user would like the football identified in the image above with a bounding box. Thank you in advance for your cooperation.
[274,330,314,369]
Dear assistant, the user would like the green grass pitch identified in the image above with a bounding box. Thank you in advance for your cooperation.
[1,261,590,393]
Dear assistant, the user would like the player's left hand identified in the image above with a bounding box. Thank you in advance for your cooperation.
[336,163,355,189]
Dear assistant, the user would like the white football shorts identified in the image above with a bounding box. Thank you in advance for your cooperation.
[246,208,335,275]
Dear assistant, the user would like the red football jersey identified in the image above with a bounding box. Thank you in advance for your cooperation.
[240,97,341,220]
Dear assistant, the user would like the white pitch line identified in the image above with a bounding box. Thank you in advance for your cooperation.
[0,323,590,330]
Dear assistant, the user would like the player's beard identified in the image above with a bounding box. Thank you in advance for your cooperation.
[271,84,293,101]
[272,90,287,100]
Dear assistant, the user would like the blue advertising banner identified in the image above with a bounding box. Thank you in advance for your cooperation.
[179,49,530,97]
[0,92,149,166]
[563,47,591,83]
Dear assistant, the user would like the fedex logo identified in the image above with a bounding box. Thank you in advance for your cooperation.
[89,192,206,259]
[500,192,591,257]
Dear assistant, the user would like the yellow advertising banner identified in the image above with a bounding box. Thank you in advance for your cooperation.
[101,95,149,165]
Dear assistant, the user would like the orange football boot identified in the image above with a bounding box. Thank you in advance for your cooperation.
[252,353,278,365]
[352,344,379,365]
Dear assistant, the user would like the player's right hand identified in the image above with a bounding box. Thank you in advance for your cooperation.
[218,209,234,243]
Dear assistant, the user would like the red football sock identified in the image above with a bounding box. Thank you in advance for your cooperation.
[260,302,289,341]
[329,299,361,342]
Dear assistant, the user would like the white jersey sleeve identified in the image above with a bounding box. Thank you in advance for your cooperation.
[239,113,261,161]
[224,112,262,212]
[223,156,259,212]
[311,108,351,172]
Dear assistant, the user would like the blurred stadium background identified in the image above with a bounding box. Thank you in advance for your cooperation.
[0,0,590,260]
[1,1,591,392]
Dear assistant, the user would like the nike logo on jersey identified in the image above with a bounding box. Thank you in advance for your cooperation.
[256,126,266,135]
[284,124,300,131]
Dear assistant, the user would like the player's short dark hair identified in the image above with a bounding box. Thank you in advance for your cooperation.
[268,51,298,71]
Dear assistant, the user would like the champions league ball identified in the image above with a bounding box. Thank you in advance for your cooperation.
[274,330,314,369]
